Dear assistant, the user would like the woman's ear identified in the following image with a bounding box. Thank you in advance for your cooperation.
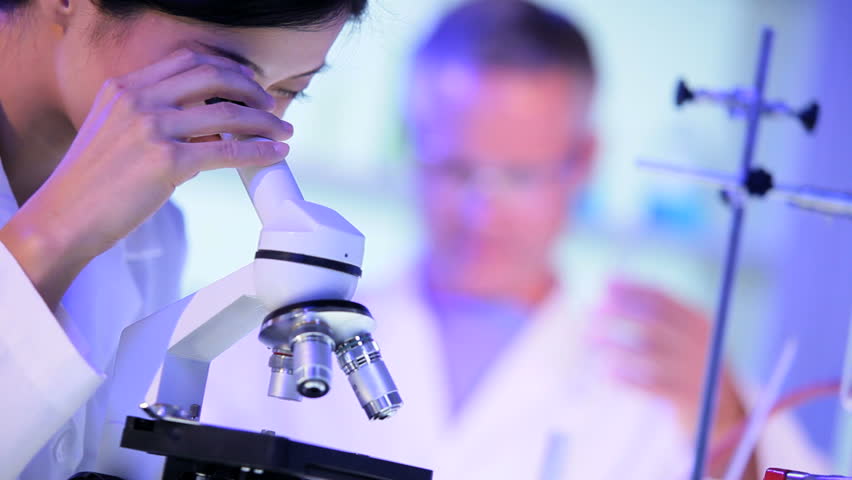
[36,0,74,32]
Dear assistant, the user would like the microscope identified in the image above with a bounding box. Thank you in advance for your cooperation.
[89,126,430,479]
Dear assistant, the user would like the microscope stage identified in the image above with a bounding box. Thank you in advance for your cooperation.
[120,416,432,479]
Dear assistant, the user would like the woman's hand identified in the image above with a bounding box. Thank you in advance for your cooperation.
[0,48,293,308]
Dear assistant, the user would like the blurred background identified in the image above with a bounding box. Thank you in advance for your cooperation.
[172,0,852,467]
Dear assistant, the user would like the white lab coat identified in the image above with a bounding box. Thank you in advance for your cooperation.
[204,270,830,480]
[0,155,186,480]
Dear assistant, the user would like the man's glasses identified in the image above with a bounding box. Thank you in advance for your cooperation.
[419,159,576,200]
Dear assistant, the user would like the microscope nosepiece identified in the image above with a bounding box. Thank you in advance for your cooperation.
[336,334,403,420]
[259,300,403,417]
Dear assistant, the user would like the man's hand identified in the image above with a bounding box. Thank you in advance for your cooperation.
[590,279,748,451]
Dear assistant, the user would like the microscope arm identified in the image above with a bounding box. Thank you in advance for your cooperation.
[94,138,398,477]
[100,156,314,439]
[95,265,263,475]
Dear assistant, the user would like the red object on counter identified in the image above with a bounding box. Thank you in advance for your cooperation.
[764,468,792,480]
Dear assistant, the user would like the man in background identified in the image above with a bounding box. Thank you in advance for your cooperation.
[205,2,825,478]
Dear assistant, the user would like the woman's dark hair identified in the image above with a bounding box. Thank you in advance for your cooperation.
[0,0,368,29]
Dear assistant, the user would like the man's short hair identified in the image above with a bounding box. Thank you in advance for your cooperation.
[413,0,595,81]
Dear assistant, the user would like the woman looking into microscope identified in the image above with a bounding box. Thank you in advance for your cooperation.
[0,0,367,477]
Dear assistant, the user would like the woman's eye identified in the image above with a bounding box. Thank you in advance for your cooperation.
[273,88,307,100]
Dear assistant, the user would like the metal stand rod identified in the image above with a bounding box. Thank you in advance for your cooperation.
[689,27,774,480]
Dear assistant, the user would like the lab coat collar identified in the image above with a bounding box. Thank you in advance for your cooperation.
[375,267,580,406]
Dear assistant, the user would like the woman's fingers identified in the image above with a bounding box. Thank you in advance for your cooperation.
[141,63,275,111]
[172,137,288,182]
[160,102,293,141]
[88,49,266,118]
[119,48,254,90]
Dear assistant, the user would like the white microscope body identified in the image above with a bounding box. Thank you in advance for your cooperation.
[93,137,401,478]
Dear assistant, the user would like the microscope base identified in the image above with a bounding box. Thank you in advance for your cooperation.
[118,416,432,480]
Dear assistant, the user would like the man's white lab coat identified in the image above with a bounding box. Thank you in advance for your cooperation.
[204,271,829,480]
[0,155,186,479]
